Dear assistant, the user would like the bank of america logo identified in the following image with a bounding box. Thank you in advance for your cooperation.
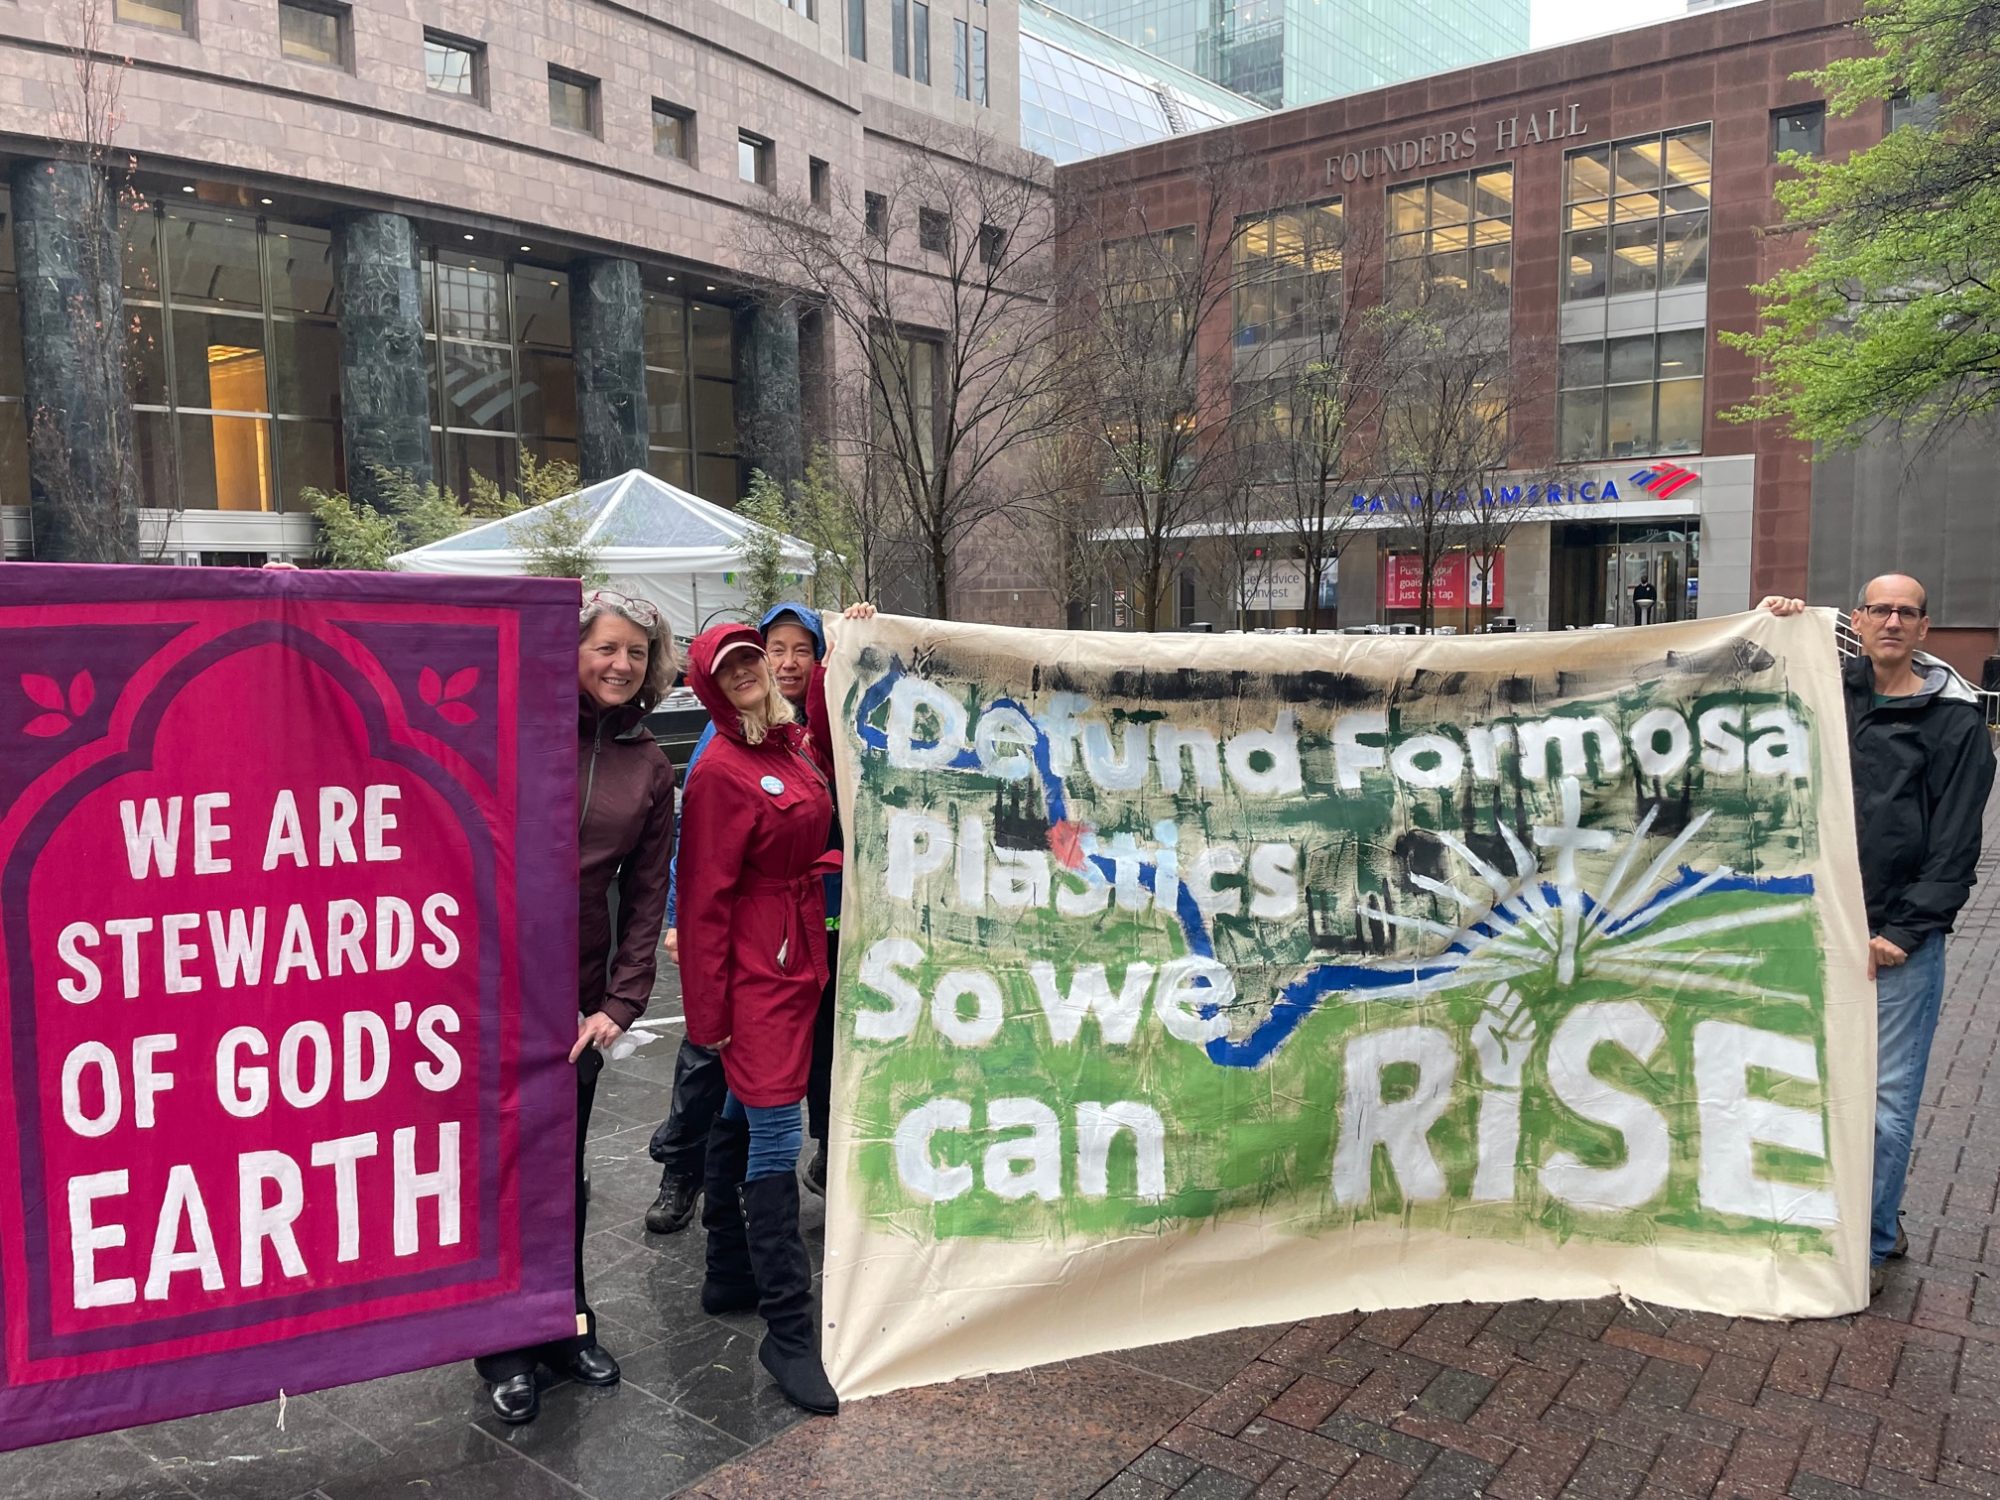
[1629,462,1699,499]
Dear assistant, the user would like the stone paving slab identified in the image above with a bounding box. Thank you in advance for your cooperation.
[5,792,1999,1500]
[676,791,2000,1500]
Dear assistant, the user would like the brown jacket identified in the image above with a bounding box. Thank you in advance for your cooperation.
[577,697,676,1031]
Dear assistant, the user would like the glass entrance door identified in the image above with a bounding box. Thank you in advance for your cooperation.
[1600,530,1695,625]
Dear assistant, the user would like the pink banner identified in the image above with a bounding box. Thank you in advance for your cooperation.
[0,565,580,1451]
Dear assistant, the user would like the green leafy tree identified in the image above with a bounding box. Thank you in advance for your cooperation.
[1723,0,2000,441]
[734,468,793,618]
[309,467,467,568]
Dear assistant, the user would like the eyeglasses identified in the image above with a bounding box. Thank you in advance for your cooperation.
[1860,603,1925,623]
[585,589,661,629]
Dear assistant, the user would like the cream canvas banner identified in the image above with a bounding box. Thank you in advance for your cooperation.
[821,611,1871,1400]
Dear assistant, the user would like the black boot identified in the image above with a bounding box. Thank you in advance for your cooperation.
[700,1116,758,1315]
[645,1168,701,1235]
[741,1173,838,1415]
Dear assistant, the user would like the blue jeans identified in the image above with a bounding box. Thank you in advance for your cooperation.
[1872,931,1948,1263]
[722,1091,803,1182]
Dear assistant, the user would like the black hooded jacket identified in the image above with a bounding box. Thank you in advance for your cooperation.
[1843,651,1995,954]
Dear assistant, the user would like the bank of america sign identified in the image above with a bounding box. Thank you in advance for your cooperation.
[1348,464,1703,513]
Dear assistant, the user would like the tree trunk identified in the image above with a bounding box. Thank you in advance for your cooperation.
[929,529,951,620]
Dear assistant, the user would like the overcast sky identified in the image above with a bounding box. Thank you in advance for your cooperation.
[1530,0,1689,48]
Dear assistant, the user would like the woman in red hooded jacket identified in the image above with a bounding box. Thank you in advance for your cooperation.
[676,622,840,1414]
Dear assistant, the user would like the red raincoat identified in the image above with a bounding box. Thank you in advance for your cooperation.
[677,624,839,1105]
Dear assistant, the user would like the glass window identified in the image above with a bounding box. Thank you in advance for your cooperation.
[696,455,739,505]
[1772,103,1826,159]
[1566,127,1709,303]
[865,191,887,240]
[424,32,482,98]
[279,2,346,66]
[132,410,174,510]
[549,69,597,135]
[644,289,735,494]
[1383,167,1511,308]
[173,311,270,413]
[810,158,830,208]
[1607,334,1654,385]
[1660,212,1709,289]
[265,225,334,315]
[1560,332,1705,462]
[116,0,188,31]
[645,294,686,368]
[653,101,693,162]
[848,0,865,60]
[1610,218,1659,297]
[919,208,949,253]
[434,254,506,342]
[163,212,261,310]
[647,449,691,489]
[439,341,515,431]
[1655,377,1703,453]
[276,419,340,507]
[738,132,773,188]
[893,0,910,76]
[512,271,571,351]
[690,302,733,375]
[972,26,988,106]
[1657,327,1705,376]
[914,3,931,85]
[1605,383,1654,457]
[518,350,576,440]
[955,20,969,100]
[271,320,339,418]
[178,414,275,512]
[0,403,27,510]
[693,378,736,451]
[648,369,689,442]
[439,430,515,500]
[1889,91,1941,133]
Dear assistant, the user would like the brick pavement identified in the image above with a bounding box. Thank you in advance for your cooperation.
[1062,788,2000,1500]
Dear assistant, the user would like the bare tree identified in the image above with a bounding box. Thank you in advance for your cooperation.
[16,0,139,561]
[1067,137,1254,632]
[1373,288,1558,632]
[1006,417,1118,628]
[743,124,1069,618]
[1233,196,1403,632]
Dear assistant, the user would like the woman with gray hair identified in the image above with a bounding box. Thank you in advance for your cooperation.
[474,589,679,1425]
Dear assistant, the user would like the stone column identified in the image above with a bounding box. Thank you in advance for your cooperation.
[9,158,137,562]
[332,210,433,508]
[1338,533,1381,628]
[570,257,647,483]
[734,297,803,492]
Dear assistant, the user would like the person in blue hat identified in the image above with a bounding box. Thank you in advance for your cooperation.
[645,600,867,1233]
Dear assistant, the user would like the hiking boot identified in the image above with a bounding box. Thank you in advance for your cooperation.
[644,1170,700,1235]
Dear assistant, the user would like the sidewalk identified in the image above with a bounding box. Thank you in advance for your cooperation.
[682,788,2000,1500]
[4,795,1997,1500]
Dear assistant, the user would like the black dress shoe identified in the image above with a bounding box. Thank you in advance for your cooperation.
[568,1345,621,1386]
[490,1373,540,1424]
[645,1171,701,1234]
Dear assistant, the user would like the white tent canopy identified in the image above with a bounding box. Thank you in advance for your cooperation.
[390,469,815,637]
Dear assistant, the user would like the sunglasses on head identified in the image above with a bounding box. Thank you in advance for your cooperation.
[585,589,662,628]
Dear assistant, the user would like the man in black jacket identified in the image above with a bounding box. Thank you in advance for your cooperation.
[1764,576,1995,1294]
